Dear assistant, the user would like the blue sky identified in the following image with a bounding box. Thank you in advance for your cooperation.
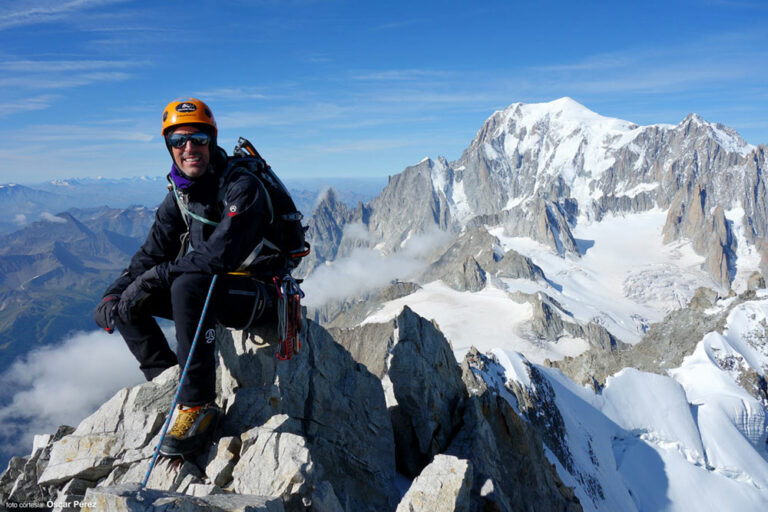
[0,0,766,183]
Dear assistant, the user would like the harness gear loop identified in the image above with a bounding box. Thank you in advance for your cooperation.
[274,274,304,361]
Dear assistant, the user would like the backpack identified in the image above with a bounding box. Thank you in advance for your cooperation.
[169,137,310,276]
[221,137,310,276]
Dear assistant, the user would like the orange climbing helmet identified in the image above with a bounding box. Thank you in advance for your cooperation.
[161,98,217,136]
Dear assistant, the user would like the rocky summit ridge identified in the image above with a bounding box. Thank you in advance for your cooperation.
[0,309,581,512]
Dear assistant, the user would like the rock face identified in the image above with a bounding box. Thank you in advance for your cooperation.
[84,484,285,512]
[334,307,582,511]
[663,184,736,288]
[335,306,468,477]
[0,308,581,512]
[396,455,472,512]
[367,158,459,253]
[310,280,421,327]
[451,351,581,512]
[295,187,369,278]
[2,316,399,512]
[422,228,546,292]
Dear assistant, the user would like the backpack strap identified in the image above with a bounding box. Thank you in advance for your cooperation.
[218,164,275,224]
[171,179,220,227]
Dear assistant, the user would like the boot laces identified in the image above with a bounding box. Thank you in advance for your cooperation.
[169,405,203,438]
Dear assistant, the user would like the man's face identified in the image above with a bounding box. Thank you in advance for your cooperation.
[170,125,210,179]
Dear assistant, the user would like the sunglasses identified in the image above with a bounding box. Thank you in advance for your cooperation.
[166,132,211,148]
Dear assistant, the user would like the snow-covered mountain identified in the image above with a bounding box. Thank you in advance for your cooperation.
[298,98,768,510]
[306,98,764,291]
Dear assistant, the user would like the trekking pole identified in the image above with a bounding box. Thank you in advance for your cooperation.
[139,274,219,492]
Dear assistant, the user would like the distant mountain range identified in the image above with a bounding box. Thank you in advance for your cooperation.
[0,206,155,373]
[0,176,386,235]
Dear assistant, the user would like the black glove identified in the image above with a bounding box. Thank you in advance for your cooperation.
[94,294,120,333]
[117,266,165,323]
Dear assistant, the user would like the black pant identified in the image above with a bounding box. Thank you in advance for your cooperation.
[115,273,273,405]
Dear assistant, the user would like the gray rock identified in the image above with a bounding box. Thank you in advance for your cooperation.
[396,455,473,512]
[497,199,579,256]
[51,478,95,512]
[329,321,395,379]
[100,456,204,493]
[38,367,178,486]
[205,436,242,488]
[231,415,315,503]
[335,306,467,478]
[367,158,460,253]
[516,291,628,352]
[0,425,74,506]
[445,393,581,512]
[295,187,367,278]
[748,271,766,291]
[230,415,344,511]
[530,296,567,341]
[492,248,547,282]
[689,287,719,310]
[84,484,285,511]
[218,317,399,512]
[422,227,546,292]
[388,307,468,477]
[663,184,736,289]
[311,280,421,327]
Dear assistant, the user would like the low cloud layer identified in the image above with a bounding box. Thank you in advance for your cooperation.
[0,327,175,460]
[302,228,452,307]
[40,212,66,223]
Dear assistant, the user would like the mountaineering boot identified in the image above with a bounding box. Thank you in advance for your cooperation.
[159,402,220,457]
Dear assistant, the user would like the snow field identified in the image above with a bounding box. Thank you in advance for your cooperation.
[358,210,767,510]
[362,281,590,364]
[488,297,768,511]
[362,211,724,364]
[490,210,718,344]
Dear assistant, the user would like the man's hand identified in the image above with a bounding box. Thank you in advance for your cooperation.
[94,294,120,333]
[117,266,165,323]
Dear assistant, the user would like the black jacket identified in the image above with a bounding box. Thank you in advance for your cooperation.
[104,149,270,296]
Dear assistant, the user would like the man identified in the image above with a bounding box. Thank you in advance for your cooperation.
[94,98,274,456]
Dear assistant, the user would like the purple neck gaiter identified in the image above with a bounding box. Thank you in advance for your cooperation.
[170,163,194,190]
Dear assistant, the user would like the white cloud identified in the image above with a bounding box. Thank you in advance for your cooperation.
[0,329,148,457]
[0,71,132,90]
[0,59,138,73]
[0,95,57,118]
[313,186,335,210]
[342,222,369,242]
[217,103,349,129]
[0,0,129,30]
[13,214,27,225]
[302,247,423,307]
[193,87,268,101]
[302,228,452,307]
[352,69,452,81]
[40,212,66,223]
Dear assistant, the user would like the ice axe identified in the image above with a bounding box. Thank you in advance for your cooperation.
[137,274,218,499]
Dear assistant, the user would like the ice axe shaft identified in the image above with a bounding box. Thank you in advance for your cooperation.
[139,274,218,490]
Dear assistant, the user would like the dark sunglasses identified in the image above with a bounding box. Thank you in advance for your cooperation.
[166,132,211,148]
